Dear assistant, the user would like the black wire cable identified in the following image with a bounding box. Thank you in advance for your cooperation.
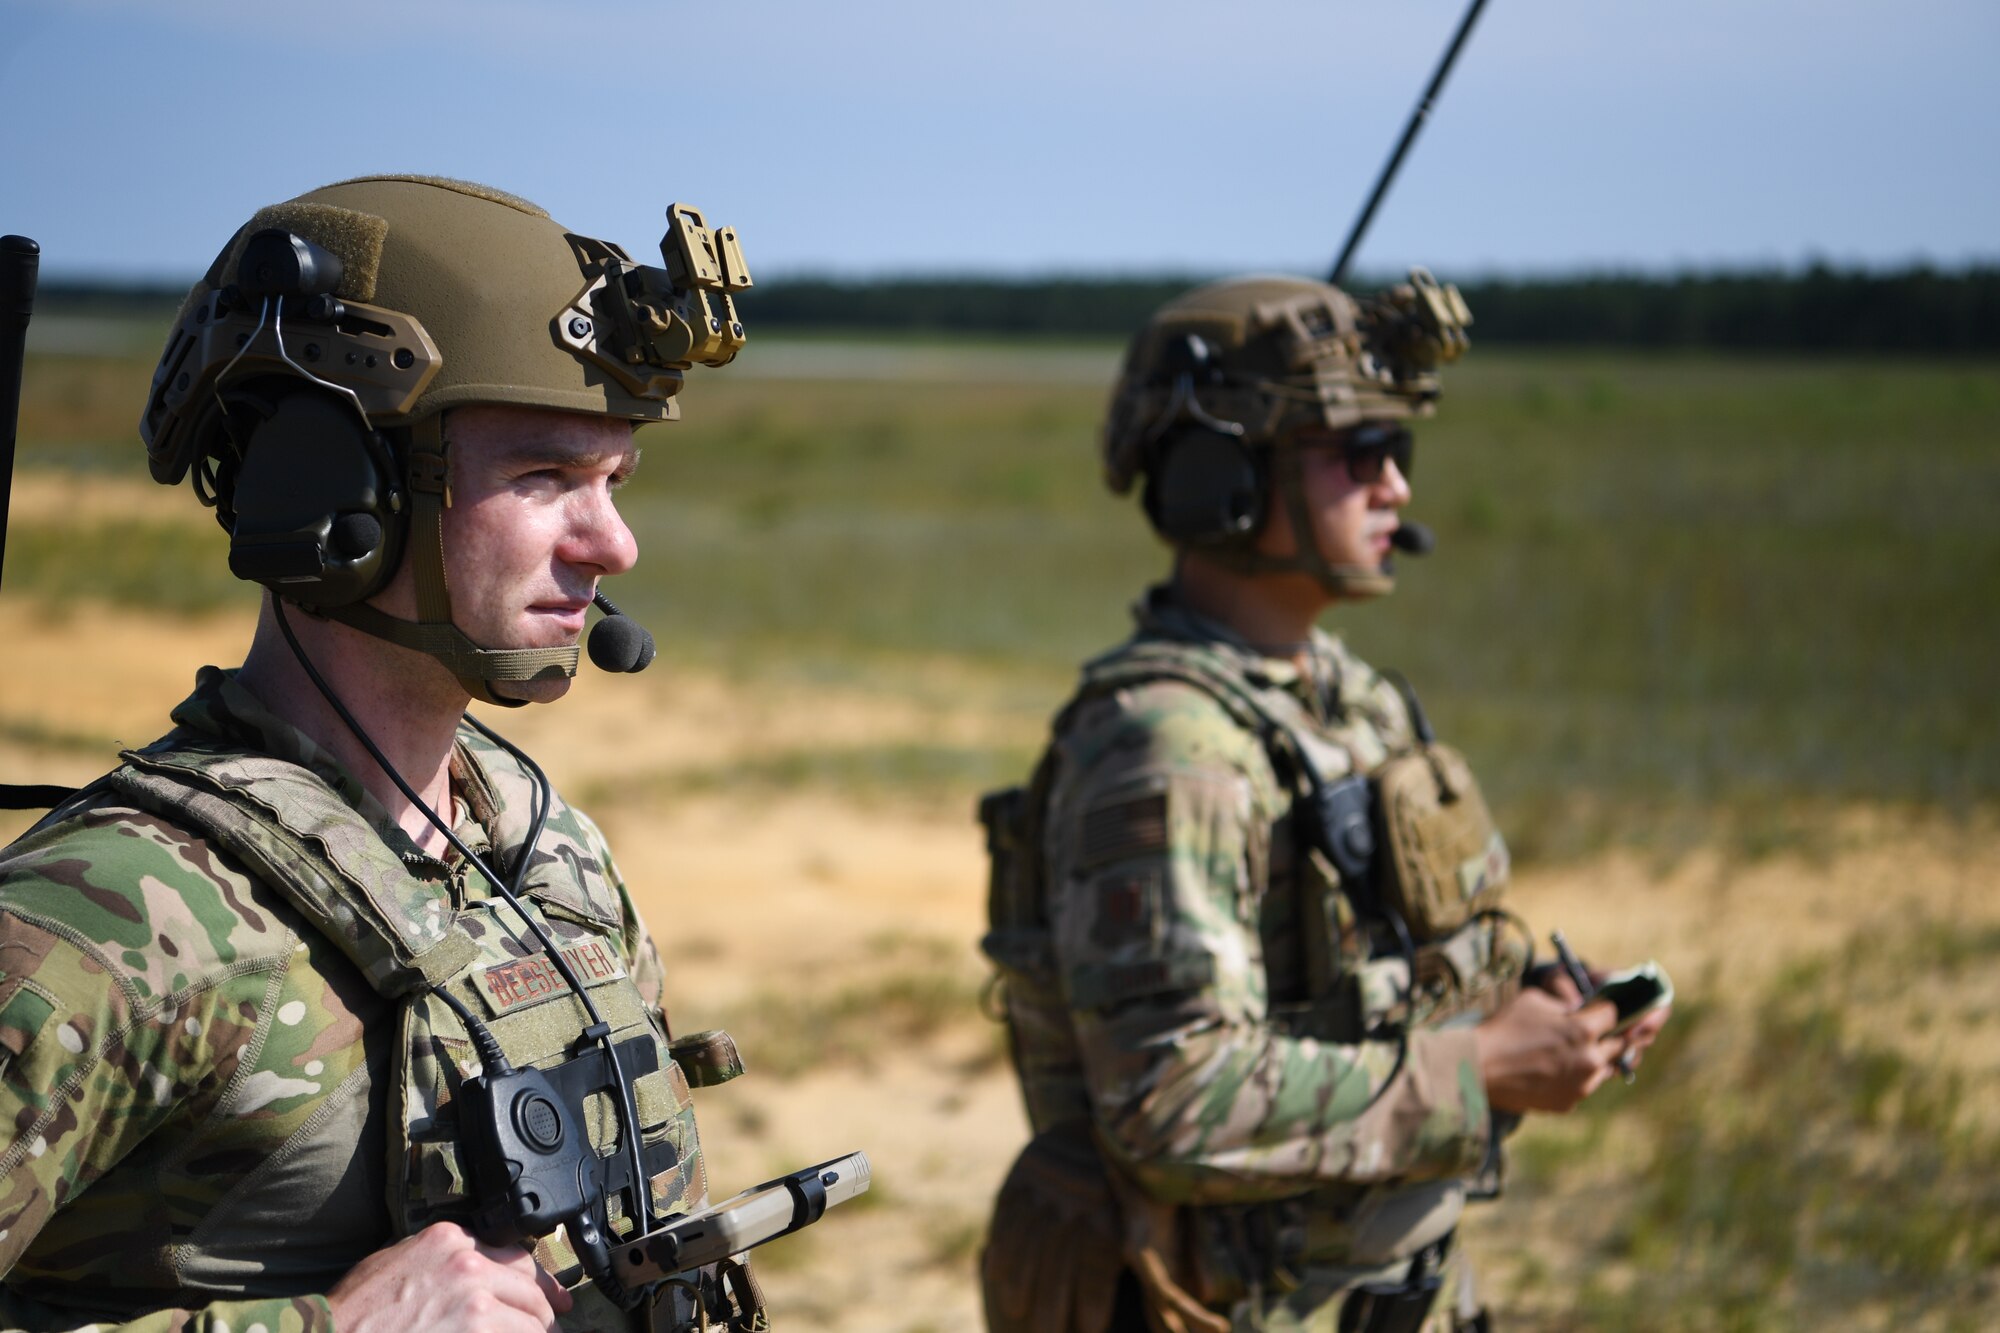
[432,985,511,1075]
[1356,906,1414,1114]
[272,597,656,1235]
[460,710,552,901]
[458,710,661,1239]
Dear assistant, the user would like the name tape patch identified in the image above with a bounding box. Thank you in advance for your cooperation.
[479,938,627,1016]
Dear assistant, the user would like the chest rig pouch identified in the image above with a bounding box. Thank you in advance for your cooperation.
[1358,675,1509,942]
[1301,710,1509,942]
[1287,670,1519,1042]
[106,738,720,1331]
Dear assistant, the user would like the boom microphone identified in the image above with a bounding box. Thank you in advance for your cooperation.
[586,592,656,674]
[1390,522,1435,556]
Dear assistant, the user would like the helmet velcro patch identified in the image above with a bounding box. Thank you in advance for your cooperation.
[203,201,391,304]
[328,174,551,219]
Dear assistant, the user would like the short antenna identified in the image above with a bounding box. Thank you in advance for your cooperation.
[1330,0,1493,287]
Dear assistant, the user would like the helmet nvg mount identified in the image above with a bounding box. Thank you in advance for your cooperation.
[140,175,752,705]
[1102,269,1470,599]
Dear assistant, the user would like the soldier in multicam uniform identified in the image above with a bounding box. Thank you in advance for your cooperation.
[0,178,761,1332]
[979,274,1668,1332]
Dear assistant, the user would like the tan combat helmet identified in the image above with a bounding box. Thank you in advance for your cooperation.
[139,175,751,705]
[1101,269,1469,598]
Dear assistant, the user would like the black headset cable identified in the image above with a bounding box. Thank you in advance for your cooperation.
[272,597,656,1235]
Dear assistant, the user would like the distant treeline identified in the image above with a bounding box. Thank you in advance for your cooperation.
[1460,266,2000,352]
[41,264,2000,351]
[741,264,2000,352]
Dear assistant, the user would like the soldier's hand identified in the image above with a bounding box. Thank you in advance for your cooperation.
[1536,962,1674,1074]
[1474,986,1623,1114]
[1616,998,1672,1072]
[327,1221,575,1332]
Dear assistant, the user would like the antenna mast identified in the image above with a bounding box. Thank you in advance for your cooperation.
[1330,0,1493,286]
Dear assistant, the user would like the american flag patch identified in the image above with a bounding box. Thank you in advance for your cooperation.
[1081,793,1168,869]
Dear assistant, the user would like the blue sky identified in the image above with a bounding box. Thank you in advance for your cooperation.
[4,0,1995,283]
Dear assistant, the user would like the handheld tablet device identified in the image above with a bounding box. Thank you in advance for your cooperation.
[1596,961,1673,1037]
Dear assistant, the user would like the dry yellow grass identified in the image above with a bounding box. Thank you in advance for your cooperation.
[6,467,212,531]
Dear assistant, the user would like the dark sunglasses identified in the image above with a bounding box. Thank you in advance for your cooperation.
[1298,422,1414,484]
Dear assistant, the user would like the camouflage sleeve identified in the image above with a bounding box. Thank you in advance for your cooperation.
[1047,683,1489,1207]
[0,811,322,1332]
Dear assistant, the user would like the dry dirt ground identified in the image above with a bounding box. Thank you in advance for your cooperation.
[4,595,1997,1331]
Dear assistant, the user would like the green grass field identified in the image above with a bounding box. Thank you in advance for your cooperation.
[9,317,2000,1328]
[1491,907,2000,1331]
[15,322,1993,854]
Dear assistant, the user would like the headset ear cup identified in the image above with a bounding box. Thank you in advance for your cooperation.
[1143,430,1267,546]
[225,385,404,606]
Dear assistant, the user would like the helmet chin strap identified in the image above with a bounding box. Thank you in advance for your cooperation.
[1198,446,1396,600]
[319,414,579,707]
[1274,447,1396,600]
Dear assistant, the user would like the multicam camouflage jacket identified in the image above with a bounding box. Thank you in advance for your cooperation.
[0,668,715,1333]
[985,586,1526,1321]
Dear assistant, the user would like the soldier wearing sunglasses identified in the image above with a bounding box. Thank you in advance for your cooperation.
[977,275,1667,1333]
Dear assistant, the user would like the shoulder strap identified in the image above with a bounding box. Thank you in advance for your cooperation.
[1075,645,1274,737]
[1078,644,1326,804]
[105,746,477,998]
[0,782,83,811]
